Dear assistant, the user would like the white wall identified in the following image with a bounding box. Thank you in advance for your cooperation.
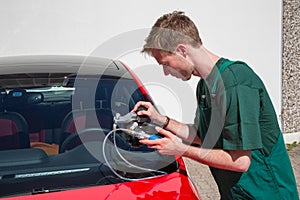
[0,0,282,124]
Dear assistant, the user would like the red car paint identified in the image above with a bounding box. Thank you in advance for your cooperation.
[0,56,201,200]
[3,158,200,200]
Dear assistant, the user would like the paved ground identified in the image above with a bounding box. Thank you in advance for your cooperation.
[185,144,300,200]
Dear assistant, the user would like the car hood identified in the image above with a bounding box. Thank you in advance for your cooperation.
[3,171,199,200]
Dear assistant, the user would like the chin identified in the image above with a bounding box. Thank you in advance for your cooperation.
[172,73,190,81]
[180,77,190,81]
[182,75,192,81]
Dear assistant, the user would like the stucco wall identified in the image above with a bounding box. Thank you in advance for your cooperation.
[282,0,300,133]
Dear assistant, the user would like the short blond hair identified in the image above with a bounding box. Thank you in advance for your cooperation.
[142,11,202,56]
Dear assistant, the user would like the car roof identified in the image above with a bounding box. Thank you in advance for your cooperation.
[0,55,132,88]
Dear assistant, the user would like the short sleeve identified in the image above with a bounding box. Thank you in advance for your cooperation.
[222,85,262,150]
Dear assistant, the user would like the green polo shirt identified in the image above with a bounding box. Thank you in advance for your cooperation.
[194,58,298,199]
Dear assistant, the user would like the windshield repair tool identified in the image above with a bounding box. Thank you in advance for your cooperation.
[103,106,166,181]
[113,106,160,140]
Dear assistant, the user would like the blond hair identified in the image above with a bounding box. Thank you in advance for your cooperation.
[142,11,202,55]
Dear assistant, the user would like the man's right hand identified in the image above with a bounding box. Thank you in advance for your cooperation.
[132,101,167,127]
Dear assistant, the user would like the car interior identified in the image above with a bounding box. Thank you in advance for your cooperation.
[0,72,178,197]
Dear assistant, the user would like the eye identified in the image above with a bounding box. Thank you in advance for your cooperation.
[162,62,169,67]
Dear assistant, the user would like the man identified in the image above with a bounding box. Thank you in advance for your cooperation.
[133,11,298,199]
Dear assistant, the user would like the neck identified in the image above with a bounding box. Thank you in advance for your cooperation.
[189,46,220,79]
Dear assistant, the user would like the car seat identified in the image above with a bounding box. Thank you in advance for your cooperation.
[5,89,46,143]
[0,88,29,150]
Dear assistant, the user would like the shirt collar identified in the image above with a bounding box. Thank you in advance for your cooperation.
[204,57,227,88]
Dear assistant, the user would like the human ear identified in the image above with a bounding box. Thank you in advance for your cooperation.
[176,44,187,57]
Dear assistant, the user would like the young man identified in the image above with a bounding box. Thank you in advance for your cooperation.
[133,11,298,199]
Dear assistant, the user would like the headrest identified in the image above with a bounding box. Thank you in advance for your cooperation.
[6,90,43,106]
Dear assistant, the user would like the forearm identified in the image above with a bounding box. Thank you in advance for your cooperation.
[132,101,201,143]
[161,116,201,144]
[140,125,251,172]
[182,145,251,172]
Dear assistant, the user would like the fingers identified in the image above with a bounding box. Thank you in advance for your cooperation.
[139,139,165,152]
[132,101,152,113]
[132,101,157,120]
[139,138,159,146]
[139,128,174,147]
[155,126,173,138]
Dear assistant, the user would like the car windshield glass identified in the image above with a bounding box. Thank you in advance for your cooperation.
[0,70,178,197]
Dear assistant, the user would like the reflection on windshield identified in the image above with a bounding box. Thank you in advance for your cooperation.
[0,76,178,198]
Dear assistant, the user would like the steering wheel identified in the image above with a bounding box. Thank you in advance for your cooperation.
[59,128,111,153]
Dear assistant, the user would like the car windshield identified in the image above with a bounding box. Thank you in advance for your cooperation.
[0,59,178,197]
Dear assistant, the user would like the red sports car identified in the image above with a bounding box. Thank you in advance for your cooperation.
[0,55,200,199]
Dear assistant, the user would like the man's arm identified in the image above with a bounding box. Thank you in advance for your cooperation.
[132,101,201,144]
[183,145,251,172]
[140,127,251,172]
[163,117,201,144]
